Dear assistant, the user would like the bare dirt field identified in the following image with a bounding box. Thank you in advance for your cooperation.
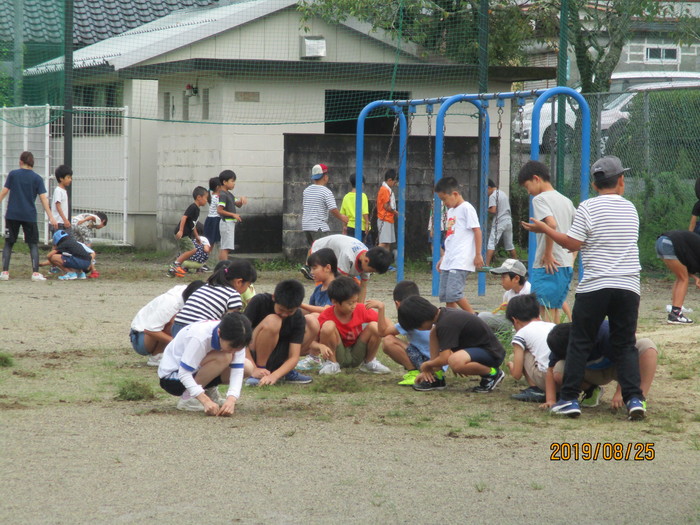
[1,254,698,524]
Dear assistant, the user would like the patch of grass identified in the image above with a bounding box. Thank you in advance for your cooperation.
[115,379,155,401]
[466,411,493,428]
[530,482,544,490]
[474,482,488,493]
[310,375,368,393]
[252,258,298,272]
[0,352,14,367]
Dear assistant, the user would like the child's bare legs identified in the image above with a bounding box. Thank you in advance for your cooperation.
[448,350,491,377]
[192,350,232,390]
[359,321,381,363]
[176,248,196,266]
[562,302,572,322]
[382,335,414,370]
[639,346,658,399]
[301,315,320,356]
[143,333,169,355]
[48,253,67,272]
[540,305,561,324]
[319,322,341,362]
[664,258,690,309]
[219,248,230,261]
[249,314,282,367]
[448,298,475,314]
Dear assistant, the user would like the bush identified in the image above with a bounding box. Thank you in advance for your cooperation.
[0,352,14,368]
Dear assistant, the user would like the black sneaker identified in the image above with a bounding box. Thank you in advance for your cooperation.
[472,369,505,393]
[412,377,446,391]
[511,385,545,402]
[299,265,314,281]
[668,312,693,325]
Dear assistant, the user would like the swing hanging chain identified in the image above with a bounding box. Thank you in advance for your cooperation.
[496,105,504,140]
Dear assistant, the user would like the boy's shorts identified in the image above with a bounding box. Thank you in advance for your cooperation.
[378,220,396,244]
[220,220,236,250]
[439,269,469,303]
[655,235,677,260]
[454,347,503,369]
[176,235,194,253]
[61,254,91,270]
[530,267,573,309]
[4,219,39,244]
[129,329,150,356]
[335,340,368,368]
[159,374,222,397]
[204,216,221,244]
[250,342,290,373]
[405,343,429,370]
[486,221,515,251]
[523,351,547,390]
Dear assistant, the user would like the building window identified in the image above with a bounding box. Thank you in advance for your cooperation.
[202,88,210,120]
[645,47,678,63]
[164,92,171,120]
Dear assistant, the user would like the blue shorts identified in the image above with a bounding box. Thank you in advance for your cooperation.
[406,343,429,370]
[530,266,572,309]
[439,269,470,303]
[129,329,150,356]
[204,216,221,244]
[62,255,92,271]
[456,347,503,368]
[655,236,678,260]
[171,321,188,339]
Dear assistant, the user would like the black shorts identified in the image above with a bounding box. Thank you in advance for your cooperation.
[159,375,222,397]
[250,341,290,373]
[5,219,39,244]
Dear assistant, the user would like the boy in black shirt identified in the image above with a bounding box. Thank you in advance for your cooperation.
[170,186,208,276]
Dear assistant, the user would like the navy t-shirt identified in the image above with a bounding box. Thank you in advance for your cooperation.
[4,168,47,222]
[309,284,331,307]
[173,202,200,237]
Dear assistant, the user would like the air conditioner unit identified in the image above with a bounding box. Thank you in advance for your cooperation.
[300,36,326,59]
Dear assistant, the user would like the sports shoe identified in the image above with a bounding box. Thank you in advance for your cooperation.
[412,374,446,391]
[176,396,204,412]
[667,311,693,325]
[245,377,260,387]
[299,265,314,281]
[146,353,163,367]
[511,385,545,403]
[49,266,61,274]
[205,386,224,406]
[296,354,323,371]
[550,398,581,417]
[580,385,604,408]
[358,358,391,374]
[282,370,313,384]
[472,369,505,393]
[319,361,341,375]
[398,369,420,386]
[626,397,646,421]
[87,270,100,279]
[31,272,47,281]
[58,272,77,281]
[76,271,87,280]
[200,264,211,272]
[0,271,8,281]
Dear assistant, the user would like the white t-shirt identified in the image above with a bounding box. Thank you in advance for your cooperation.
[503,281,531,303]
[511,321,556,373]
[567,194,641,295]
[488,189,511,227]
[532,190,576,268]
[131,285,186,332]
[207,193,220,218]
[311,234,369,281]
[441,201,480,271]
[71,213,102,228]
[51,186,69,223]
[158,319,246,400]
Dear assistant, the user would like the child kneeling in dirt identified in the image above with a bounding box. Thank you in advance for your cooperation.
[397,295,506,393]
[544,321,658,413]
[316,276,390,375]
[157,312,254,415]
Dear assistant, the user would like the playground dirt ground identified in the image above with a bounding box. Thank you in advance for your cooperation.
[0,254,698,524]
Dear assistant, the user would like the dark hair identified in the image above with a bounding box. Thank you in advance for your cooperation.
[182,280,206,302]
[488,178,496,188]
[505,272,527,285]
[696,177,700,200]
[273,279,305,309]
[384,168,397,181]
[397,295,438,331]
[213,259,232,273]
[518,160,550,184]
[393,280,420,303]
[307,247,338,276]
[195,222,204,235]
[95,212,108,226]
[434,176,459,194]
[192,186,208,200]
[219,169,236,183]
[505,294,540,323]
[365,246,393,274]
[546,322,571,359]
[20,151,34,167]
[327,276,360,303]
[209,176,221,192]
[55,164,73,182]
[593,173,621,190]
[348,174,360,188]
[208,258,257,287]
[218,312,253,348]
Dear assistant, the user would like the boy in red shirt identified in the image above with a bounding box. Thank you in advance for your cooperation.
[317,276,391,375]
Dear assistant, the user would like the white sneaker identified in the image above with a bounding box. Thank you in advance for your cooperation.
[205,386,224,406]
[358,358,391,374]
[0,271,8,281]
[31,272,46,281]
[296,354,323,371]
[319,361,341,375]
[176,396,204,412]
[146,353,162,367]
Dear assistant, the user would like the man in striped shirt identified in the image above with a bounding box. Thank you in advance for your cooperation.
[301,163,348,247]
[522,156,646,421]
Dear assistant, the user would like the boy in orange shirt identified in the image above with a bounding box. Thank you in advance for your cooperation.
[376,169,398,250]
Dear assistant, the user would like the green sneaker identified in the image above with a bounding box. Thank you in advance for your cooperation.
[580,385,604,408]
[398,370,420,386]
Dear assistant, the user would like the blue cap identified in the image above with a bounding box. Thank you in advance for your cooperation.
[52,230,69,244]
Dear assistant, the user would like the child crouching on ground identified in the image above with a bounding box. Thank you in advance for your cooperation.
[316,276,390,375]
[397,295,506,392]
[48,230,94,280]
[158,312,254,415]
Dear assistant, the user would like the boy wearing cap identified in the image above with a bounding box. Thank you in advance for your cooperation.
[478,258,531,332]
[518,160,576,324]
[301,163,348,248]
[522,155,647,421]
[376,169,398,250]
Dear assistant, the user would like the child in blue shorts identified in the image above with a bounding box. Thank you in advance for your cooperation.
[518,160,576,323]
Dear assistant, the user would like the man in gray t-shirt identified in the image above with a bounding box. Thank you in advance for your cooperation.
[485,179,518,266]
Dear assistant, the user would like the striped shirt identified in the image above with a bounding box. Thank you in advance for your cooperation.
[302,184,337,232]
[567,194,640,295]
[174,284,243,325]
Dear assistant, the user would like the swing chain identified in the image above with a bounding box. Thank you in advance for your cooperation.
[426,108,433,166]
[496,104,504,140]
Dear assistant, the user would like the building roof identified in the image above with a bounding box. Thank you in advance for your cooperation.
[0,0,218,47]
